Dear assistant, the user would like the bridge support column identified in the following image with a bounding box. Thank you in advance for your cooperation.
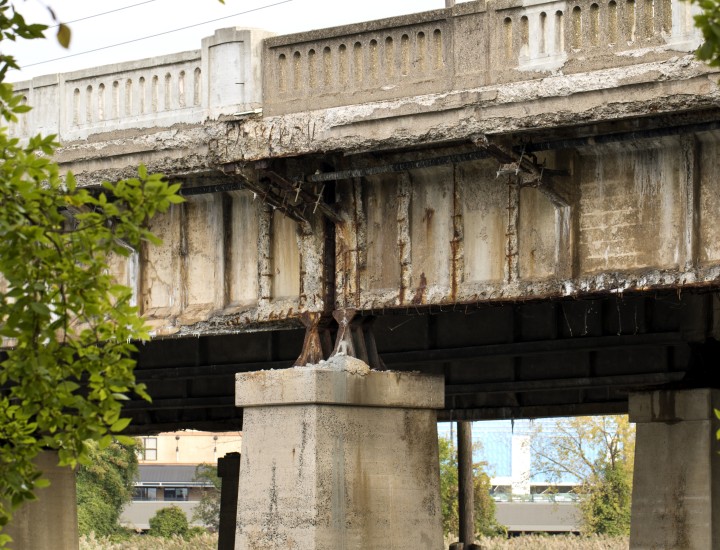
[234,356,445,549]
[5,451,78,550]
[629,389,720,549]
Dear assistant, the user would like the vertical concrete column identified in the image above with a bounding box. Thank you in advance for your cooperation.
[218,452,241,550]
[234,355,445,549]
[200,27,274,118]
[629,389,720,550]
[5,451,78,550]
[457,421,474,546]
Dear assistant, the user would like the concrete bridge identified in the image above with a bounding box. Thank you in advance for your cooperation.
[9,0,720,547]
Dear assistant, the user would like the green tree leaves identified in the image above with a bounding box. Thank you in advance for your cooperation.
[148,506,190,538]
[77,440,139,537]
[0,156,183,540]
[192,464,221,531]
[0,6,183,544]
[694,0,720,67]
[530,416,635,536]
[581,462,632,536]
[438,435,505,540]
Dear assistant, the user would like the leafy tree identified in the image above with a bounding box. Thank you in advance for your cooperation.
[438,435,504,539]
[581,461,632,536]
[148,506,189,538]
[0,4,183,546]
[530,415,635,535]
[694,0,720,67]
[439,436,460,536]
[76,440,139,537]
[192,464,221,531]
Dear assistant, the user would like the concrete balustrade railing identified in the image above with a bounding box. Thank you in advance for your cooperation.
[263,0,702,115]
[10,0,703,134]
[501,0,702,71]
[263,9,454,115]
[9,27,272,141]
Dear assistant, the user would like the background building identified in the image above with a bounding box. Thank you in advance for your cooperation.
[120,431,242,531]
[439,420,582,534]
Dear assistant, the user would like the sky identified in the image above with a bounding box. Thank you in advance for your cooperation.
[6,0,452,82]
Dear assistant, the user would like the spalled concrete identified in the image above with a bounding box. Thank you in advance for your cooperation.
[234,356,445,549]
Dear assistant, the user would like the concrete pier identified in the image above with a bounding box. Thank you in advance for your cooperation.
[629,389,720,550]
[234,355,445,549]
[5,451,78,550]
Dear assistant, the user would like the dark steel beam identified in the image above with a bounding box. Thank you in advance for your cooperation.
[521,120,720,153]
[123,396,235,411]
[135,359,294,380]
[438,400,629,421]
[446,372,685,395]
[262,170,343,224]
[307,150,492,182]
[178,181,245,196]
[382,332,683,364]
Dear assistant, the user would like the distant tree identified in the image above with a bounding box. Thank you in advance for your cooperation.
[439,436,460,536]
[192,464,221,531]
[148,506,189,538]
[530,415,635,535]
[76,440,138,537]
[438,435,504,539]
[581,461,632,536]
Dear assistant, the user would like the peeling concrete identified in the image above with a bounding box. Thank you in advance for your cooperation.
[12,9,715,338]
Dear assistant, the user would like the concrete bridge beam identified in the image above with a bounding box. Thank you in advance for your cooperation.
[629,389,720,549]
[234,357,444,549]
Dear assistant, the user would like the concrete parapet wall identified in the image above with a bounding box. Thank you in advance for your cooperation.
[12,0,700,134]
[262,0,702,115]
[9,27,273,141]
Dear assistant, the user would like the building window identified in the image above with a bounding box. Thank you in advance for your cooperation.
[163,488,188,501]
[133,487,158,501]
[141,437,157,461]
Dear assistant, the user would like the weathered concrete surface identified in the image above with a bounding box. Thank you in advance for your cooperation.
[262,0,702,115]
[89,116,720,338]
[234,357,444,549]
[54,55,719,181]
[5,451,78,550]
[7,4,720,340]
[629,389,720,550]
[10,27,272,142]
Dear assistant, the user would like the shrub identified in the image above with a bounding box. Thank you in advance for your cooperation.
[148,506,189,538]
[80,531,217,549]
